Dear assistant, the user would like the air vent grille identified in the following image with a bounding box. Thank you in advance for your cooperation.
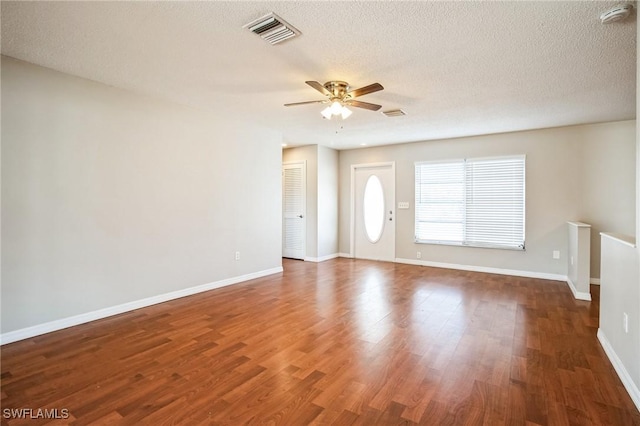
[382,109,407,117]
[244,13,300,45]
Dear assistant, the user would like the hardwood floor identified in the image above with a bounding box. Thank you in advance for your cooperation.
[2,258,639,425]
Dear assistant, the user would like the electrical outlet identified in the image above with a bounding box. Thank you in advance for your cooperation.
[417,251,421,259]
[553,250,560,260]
[235,251,240,261]
[623,312,629,333]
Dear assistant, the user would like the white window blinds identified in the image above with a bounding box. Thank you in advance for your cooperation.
[415,156,525,250]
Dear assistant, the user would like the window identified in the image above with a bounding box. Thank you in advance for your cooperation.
[363,175,385,243]
[415,156,525,250]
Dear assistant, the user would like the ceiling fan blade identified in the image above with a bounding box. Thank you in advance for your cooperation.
[347,83,384,98]
[345,100,382,111]
[305,81,331,96]
[284,100,328,107]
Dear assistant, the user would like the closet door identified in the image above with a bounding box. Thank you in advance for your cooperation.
[282,161,306,259]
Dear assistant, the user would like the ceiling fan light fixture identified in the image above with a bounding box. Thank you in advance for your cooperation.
[330,101,343,115]
[323,103,352,120]
[286,80,384,120]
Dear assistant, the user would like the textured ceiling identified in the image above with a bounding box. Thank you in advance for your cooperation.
[1,1,636,149]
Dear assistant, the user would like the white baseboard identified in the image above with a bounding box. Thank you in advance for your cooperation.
[395,258,567,282]
[304,253,339,263]
[0,266,283,346]
[566,277,592,301]
[338,252,352,258]
[597,329,640,412]
[590,277,601,285]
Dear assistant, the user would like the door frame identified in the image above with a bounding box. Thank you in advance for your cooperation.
[282,160,306,260]
[350,161,396,259]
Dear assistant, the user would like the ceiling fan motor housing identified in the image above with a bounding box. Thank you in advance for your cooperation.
[324,81,351,101]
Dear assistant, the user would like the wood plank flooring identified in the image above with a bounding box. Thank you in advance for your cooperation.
[2,258,639,425]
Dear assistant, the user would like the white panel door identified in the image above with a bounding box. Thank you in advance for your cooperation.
[282,162,306,259]
[352,163,395,262]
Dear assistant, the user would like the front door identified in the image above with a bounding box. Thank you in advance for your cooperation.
[352,163,395,261]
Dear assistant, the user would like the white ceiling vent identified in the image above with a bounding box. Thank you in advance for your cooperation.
[244,13,300,45]
[382,109,407,117]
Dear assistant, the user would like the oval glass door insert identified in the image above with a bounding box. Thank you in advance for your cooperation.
[363,174,385,243]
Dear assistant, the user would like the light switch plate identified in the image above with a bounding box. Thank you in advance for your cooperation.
[398,202,410,209]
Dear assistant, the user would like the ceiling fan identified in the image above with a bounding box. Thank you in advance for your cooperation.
[285,81,384,119]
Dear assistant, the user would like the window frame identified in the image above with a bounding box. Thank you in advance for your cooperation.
[414,155,526,251]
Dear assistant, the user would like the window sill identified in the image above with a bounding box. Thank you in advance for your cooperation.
[415,239,525,251]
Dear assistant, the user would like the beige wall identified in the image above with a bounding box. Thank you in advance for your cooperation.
[339,121,635,278]
[283,145,317,259]
[599,234,639,400]
[317,145,339,258]
[593,18,639,405]
[1,57,283,333]
[581,122,636,277]
[283,145,339,260]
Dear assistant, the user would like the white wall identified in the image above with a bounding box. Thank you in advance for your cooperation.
[1,57,283,334]
[339,121,635,278]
